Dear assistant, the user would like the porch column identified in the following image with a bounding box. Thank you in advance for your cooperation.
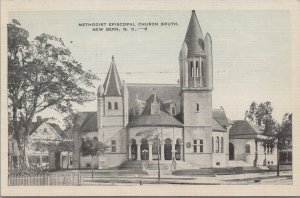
[137,144,141,161]
[180,143,184,161]
[172,143,176,160]
[128,144,132,160]
[148,143,153,161]
[160,142,165,161]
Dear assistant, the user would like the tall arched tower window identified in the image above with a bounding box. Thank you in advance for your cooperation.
[200,60,204,77]
[190,61,194,77]
[196,61,199,77]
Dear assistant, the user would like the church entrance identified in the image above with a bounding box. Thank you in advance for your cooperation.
[152,140,160,160]
[141,138,149,160]
[229,142,235,160]
[131,139,137,161]
[164,138,172,160]
[175,138,182,160]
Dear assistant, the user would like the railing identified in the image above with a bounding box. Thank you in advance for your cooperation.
[8,172,83,186]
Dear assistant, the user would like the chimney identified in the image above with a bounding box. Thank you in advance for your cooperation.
[37,116,42,123]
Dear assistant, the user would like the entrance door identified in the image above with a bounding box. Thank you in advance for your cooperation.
[141,138,149,160]
[55,152,61,169]
[229,143,235,160]
[164,138,172,160]
[175,139,182,160]
[131,144,137,161]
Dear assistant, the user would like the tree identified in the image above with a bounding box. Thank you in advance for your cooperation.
[245,101,273,127]
[8,20,99,166]
[273,113,292,176]
[80,137,108,178]
[245,102,292,175]
[244,101,275,167]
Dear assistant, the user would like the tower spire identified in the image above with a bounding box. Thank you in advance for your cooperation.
[184,10,205,57]
[103,56,123,96]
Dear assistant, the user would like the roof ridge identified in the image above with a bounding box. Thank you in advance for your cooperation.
[127,83,178,86]
[213,118,226,130]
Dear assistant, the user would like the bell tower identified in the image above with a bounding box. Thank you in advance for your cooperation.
[179,10,213,166]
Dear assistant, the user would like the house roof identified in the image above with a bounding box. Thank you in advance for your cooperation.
[8,119,63,137]
[49,123,63,134]
[229,120,264,139]
[184,10,205,57]
[60,127,73,139]
[103,56,123,97]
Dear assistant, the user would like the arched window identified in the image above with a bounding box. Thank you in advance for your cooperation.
[245,144,250,154]
[216,137,219,153]
[212,137,214,153]
[114,102,118,110]
[196,61,199,77]
[108,102,112,109]
[190,61,194,77]
[221,137,224,153]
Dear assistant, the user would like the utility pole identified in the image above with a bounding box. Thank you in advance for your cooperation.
[157,137,160,183]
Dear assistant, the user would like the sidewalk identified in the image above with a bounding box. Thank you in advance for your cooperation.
[82,170,292,185]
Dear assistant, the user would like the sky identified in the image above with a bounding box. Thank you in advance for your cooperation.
[9,10,292,127]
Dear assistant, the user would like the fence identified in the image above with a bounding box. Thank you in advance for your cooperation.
[8,172,83,186]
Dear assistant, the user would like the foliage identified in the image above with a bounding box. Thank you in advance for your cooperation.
[55,141,74,152]
[9,164,49,176]
[80,137,108,157]
[8,19,99,165]
[244,101,274,130]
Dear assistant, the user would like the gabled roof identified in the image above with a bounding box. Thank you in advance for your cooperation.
[8,119,63,138]
[103,56,123,96]
[60,127,73,139]
[184,10,205,57]
[128,93,183,128]
[127,83,180,115]
[212,119,226,132]
[212,109,229,128]
[140,93,168,116]
[49,123,63,134]
[229,120,264,139]
[75,112,98,132]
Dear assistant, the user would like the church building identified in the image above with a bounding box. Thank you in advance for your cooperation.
[72,11,276,170]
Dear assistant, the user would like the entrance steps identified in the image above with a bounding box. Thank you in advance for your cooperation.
[258,166,270,170]
[228,160,253,167]
[118,160,197,175]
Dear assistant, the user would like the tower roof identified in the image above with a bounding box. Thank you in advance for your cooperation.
[184,10,205,57]
[103,56,123,96]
